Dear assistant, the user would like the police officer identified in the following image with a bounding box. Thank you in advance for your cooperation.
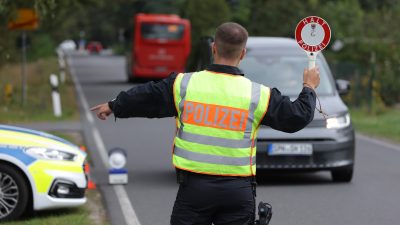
[91,22,320,225]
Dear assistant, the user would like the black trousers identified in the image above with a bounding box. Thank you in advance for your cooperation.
[170,172,255,225]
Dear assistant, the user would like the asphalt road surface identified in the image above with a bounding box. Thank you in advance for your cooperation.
[69,54,400,225]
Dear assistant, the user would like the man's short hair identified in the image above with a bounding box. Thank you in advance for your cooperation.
[214,22,248,60]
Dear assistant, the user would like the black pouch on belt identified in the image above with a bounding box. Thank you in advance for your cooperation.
[176,169,188,185]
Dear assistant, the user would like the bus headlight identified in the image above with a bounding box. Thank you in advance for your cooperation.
[326,113,351,129]
[25,147,77,161]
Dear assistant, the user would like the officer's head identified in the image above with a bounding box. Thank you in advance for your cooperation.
[213,22,248,66]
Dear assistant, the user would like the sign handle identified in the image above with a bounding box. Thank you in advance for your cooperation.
[308,52,317,69]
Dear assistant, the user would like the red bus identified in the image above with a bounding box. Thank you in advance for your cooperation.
[126,13,191,81]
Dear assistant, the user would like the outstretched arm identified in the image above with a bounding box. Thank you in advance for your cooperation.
[91,73,178,120]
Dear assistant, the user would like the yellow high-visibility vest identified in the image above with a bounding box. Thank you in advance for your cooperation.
[172,70,270,176]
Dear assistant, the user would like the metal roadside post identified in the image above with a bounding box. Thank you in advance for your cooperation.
[58,51,66,84]
[49,74,62,117]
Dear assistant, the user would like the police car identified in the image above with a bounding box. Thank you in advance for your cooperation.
[0,125,87,221]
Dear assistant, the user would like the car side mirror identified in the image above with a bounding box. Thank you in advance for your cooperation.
[336,79,350,95]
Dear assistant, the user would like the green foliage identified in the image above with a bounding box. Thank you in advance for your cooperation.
[0,0,99,67]
[136,0,185,14]
[229,0,251,26]
[377,59,400,106]
[185,0,231,38]
[184,0,231,70]
[350,107,400,143]
[320,0,363,40]
[248,0,307,37]
[0,57,79,122]
[28,33,57,60]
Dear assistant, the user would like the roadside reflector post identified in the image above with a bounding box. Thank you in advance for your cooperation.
[108,148,128,184]
[49,74,62,117]
[57,50,66,84]
[58,56,66,84]
[295,16,331,69]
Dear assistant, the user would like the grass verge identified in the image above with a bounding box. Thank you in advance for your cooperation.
[350,107,400,143]
[0,57,79,123]
[1,190,108,225]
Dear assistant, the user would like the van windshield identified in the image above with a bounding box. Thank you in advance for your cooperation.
[141,23,184,40]
[241,50,334,96]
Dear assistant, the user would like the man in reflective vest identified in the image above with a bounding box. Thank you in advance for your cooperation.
[91,22,320,225]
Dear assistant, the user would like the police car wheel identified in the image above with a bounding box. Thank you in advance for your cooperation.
[0,164,29,221]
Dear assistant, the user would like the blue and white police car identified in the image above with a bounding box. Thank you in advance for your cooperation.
[0,125,87,221]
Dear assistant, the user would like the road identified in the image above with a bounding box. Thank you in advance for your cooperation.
[69,54,400,225]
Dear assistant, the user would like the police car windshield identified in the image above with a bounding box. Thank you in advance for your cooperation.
[241,50,334,96]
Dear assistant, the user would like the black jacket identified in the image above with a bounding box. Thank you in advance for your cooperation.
[109,64,316,133]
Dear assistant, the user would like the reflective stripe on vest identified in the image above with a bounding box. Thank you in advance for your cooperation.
[172,71,270,176]
[174,146,256,166]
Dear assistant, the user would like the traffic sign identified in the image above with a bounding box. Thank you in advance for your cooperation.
[8,8,39,30]
[295,16,331,68]
[7,8,39,106]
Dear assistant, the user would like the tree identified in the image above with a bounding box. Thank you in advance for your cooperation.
[0,0,99,66]
[184,0,231,70]
[247,0,307,37]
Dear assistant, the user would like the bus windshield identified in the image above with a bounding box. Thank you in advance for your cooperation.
[141,23,184,40]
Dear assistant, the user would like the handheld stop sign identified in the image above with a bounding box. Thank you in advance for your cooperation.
[295,16,331,69]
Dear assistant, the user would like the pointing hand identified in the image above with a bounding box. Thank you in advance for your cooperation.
[90,103,113,120]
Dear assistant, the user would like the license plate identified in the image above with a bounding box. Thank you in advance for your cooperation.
[268,143,313,156]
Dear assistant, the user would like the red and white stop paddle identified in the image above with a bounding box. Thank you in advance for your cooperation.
[295,16,331,69]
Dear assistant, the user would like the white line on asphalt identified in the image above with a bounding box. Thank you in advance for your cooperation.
[68,65,95,124]
[92,128,109,164]
[114,185,142,225]
[68,56,141,225]
[357,133,400,152]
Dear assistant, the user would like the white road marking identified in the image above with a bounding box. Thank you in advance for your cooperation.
[114,185,141,225]
[357,133,400,152]
[68,56,141,225]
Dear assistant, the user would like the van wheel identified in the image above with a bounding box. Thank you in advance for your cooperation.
[0,164,29,221]
[331,165,353,182]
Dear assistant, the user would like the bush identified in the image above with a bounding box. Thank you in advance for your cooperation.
[28,33,57,61]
